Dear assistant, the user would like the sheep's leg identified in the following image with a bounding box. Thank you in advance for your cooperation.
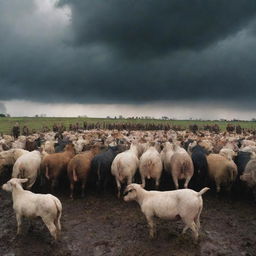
[81,179,86,198]
[182,225,189,234]
[184,176,192,189]
[146,215,155,239]
[51,179,58,193]
[115,178,121,198]
[141,175,146,188]
[195,215,201,231]
[54,217,61,237]
[43,218,58,240]
[70,182,74,199]
[190,222,199,241]
[16,213,22,235]
[182,219,199,241]
[155,178,160,190]
[103,178,109,193]
[127,175,132,185]
[216,182,221,193]
[172,175,179,190]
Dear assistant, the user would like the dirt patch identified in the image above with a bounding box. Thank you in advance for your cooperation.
[0,189,255,256]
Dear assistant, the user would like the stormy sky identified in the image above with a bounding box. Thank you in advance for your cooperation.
[1,0,256,119]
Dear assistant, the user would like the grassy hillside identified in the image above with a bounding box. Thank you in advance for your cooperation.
[0,117,256,135]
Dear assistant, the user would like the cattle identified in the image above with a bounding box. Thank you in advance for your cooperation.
[123,183,209,241]
[2,178,62,240]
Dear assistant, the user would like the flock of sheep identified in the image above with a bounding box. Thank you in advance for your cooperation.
[1,128,256,242]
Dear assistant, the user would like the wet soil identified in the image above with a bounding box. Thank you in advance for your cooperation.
[0,189,255,256]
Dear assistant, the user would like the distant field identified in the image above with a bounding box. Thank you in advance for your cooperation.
[0,117,256,135]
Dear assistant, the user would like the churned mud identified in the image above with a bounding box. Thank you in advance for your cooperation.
[0,188,256,256]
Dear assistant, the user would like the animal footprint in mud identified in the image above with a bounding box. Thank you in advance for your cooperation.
[93,241,113,256]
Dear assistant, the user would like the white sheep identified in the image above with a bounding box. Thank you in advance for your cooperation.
[0,149,29,174]
[41,140,55,154]
[139,145,163,189]
[2,178,62,240]
[111,143,139,198]
[124,183,209,241]
[219,148,236,160]
[12,136,26,149]
[12,150,42,189]
[170,144,194,189]
[160,142,174,171]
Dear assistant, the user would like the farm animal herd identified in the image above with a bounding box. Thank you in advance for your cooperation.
[0,128,256,242]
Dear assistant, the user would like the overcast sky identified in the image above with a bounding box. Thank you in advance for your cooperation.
[1,0,256,119]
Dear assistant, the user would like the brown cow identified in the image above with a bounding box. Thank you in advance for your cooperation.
[42,143,75,191]
[67,145,101,199]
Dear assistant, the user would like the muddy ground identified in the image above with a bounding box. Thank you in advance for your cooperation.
[0,186,256,256]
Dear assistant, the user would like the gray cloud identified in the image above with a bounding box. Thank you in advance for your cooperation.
[0,0,256,113]
[0,102,6,114]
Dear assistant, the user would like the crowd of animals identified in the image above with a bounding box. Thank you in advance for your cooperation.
[1,127,256,243]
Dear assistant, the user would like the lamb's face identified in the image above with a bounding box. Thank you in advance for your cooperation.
[123,184,138,202]
[2,178,28,192]
[2,180,13,192]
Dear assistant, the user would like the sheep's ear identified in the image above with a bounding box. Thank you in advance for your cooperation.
[20,178,28,183]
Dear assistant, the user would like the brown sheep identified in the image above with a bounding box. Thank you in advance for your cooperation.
[42,143,75,191]
[67,145,101,199]
[207,154,237,193]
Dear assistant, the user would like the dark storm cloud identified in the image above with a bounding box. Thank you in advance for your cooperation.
[58,0,256,58]
[0,0,256,109]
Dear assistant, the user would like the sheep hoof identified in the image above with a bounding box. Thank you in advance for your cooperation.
[149,231,156,239]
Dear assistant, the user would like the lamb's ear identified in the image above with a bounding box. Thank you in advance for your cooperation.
[20,178,28,183]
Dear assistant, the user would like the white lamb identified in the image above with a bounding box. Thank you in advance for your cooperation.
[2,178,62,240]
[124,183,209,241]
